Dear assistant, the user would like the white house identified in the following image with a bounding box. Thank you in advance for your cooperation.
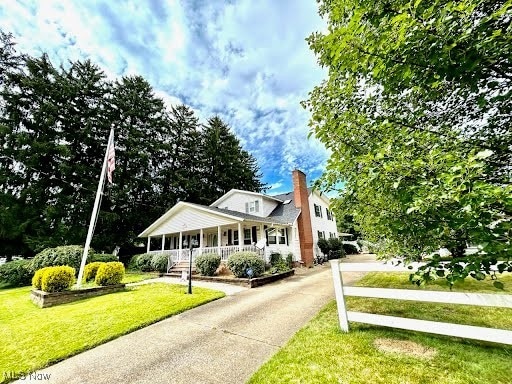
[138,170,338,270]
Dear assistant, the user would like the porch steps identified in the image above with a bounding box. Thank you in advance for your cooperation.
[166,261,197,276]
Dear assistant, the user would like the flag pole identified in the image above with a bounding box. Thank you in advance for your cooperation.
[76,128,114,288]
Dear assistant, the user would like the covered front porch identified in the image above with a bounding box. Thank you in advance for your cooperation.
[139,202,294,272]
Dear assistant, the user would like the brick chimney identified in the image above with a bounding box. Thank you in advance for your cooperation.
[292,169,314,267]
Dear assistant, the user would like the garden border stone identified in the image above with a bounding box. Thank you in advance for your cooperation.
[30,284,126,308]
[165,269,295,288]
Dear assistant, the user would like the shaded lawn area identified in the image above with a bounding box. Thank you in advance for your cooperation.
[249,272,512,384]
[0,283,224,382]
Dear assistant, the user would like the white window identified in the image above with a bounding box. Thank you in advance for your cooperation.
[268,228,277,244]
[314,204,322,218]
[246,200,260,214]
[279,228,286,244]
[268,228,286,245]
[326,209,333,221]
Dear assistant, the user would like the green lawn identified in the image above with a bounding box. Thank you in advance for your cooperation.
[122,270,161,284]
[0,283,224,382]
[249,272,512,384]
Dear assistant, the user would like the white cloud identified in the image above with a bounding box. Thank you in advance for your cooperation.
[0,0,329,191]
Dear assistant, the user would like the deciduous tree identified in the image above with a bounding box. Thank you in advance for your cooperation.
[304,0,511,285]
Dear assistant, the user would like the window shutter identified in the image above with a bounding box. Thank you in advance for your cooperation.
[255,200,259,212]
[245,202,249,213]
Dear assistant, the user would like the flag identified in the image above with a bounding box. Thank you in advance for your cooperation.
[107,135,115,184]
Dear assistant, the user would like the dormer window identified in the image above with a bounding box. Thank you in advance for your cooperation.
[245,200,260,214]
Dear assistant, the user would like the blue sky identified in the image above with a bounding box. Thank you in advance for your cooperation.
[0,0,329,195]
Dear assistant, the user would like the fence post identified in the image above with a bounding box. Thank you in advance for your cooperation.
[330,259,349,332]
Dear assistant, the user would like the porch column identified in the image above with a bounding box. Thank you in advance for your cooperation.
[238,222,243,251]
[147,236,151,253]
[200,228,204,253]
[161,234,165,251]
[179,232,183,261]
[259,224,264,242]
[217,226,222,255]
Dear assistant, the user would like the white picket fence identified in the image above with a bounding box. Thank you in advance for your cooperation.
[330,259,512,345]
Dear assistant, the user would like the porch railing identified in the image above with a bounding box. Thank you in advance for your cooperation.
[149,245,263,272]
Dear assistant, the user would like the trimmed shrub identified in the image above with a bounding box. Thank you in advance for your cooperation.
[32,267,52,290]
[89,254,118,263]
[151,253,168,273]
[317,238,346,260]
[227,252,264,278]
[269,252,283,266]
[84,262,105,282]
[0,259,33,287]
[40,266,75,293]
[317,238,330,256]
[95,262,125,286]
[127,255,139,270]
[342,243,359,255]
[328,238,345,259]
[195,254,221,276]
[31,245,93,274]
[269,252,289,274]
[135,253,153,272]
[286,253,294,269]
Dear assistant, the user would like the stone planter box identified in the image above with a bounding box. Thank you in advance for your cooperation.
[249,269,295,288]
[31,284,126,308]
[170,269,295,288]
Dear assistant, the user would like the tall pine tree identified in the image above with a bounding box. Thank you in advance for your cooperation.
[198,116,265,204]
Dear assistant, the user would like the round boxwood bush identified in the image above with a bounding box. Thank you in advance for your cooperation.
[150,253,168,273]
[134,253,154,272]
[32,266,52,290]
[95,262,125,286]
[0,259,33,287]
[31,245,94,274]
[40,266,76,293]
[227,252,264,278]
[195,254,221,276]
[83,262,105,282]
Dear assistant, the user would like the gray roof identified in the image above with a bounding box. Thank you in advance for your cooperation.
[268,191,301,224]
[187,203,292,225]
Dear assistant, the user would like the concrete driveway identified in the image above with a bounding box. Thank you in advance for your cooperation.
[16,264,367,384]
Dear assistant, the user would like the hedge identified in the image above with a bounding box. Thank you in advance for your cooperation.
[89,254,118,263]
[0,259,33,287]
[83,262,104,282]
[227,252,264,278]
[95,262,125,286]
[32,267,52,290]
[31,245,93,274]
[40,266,76,293]
[134,253,154,272]
[151,253,168,273]
[195,254,221,276]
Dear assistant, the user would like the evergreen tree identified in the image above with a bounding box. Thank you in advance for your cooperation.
[198,116,265,204]
[97,75,170,250]
[159,104,201,204]
[0,30,265,256]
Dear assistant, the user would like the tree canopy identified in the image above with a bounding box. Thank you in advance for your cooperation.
[304,0,511,286]
[0,31,264,257]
